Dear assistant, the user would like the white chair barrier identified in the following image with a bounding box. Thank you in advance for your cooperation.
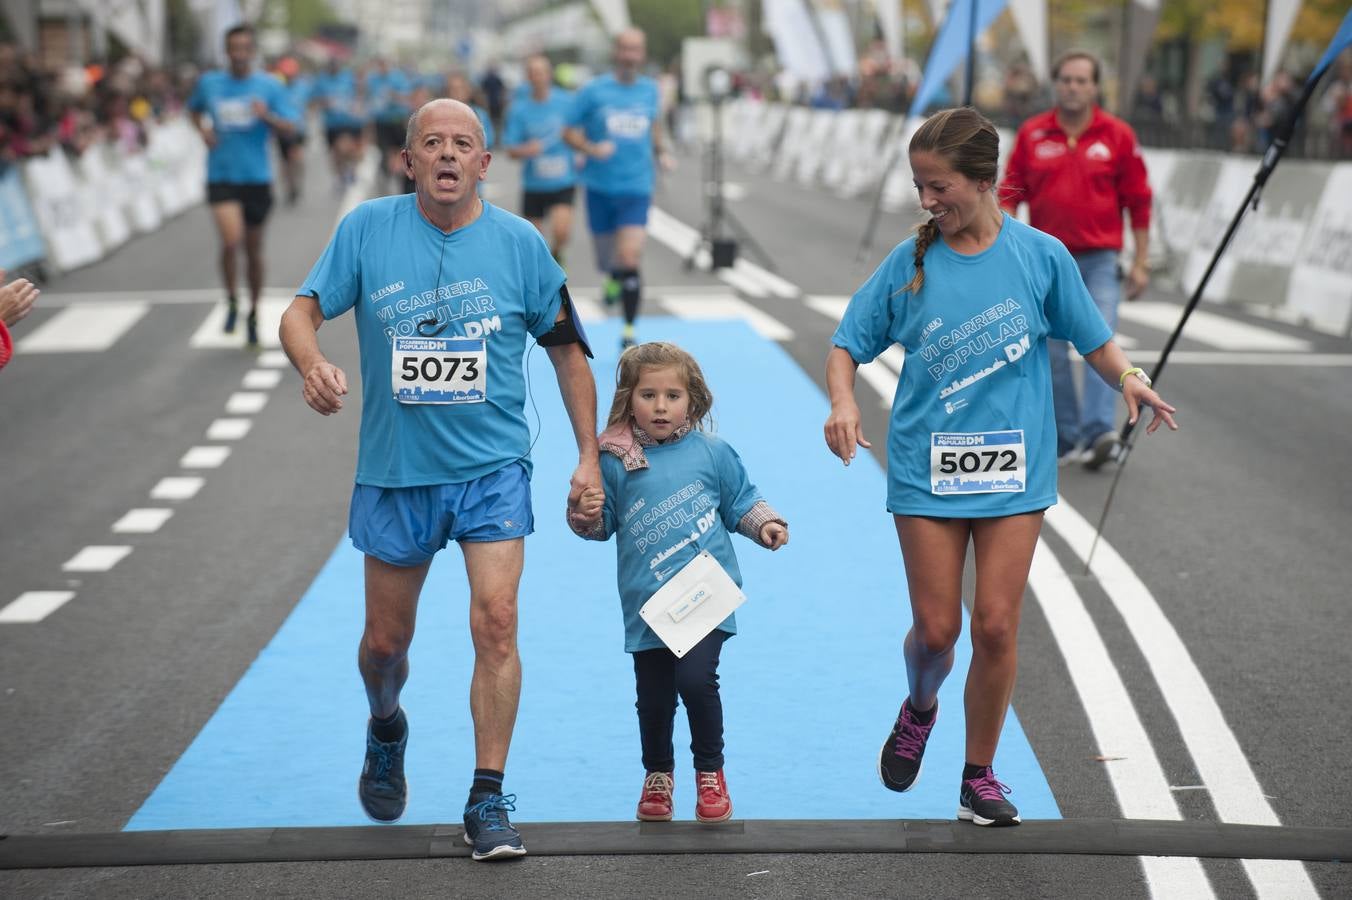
[793,109,839,186]
[22,148,103,272]
[77,144,132,251]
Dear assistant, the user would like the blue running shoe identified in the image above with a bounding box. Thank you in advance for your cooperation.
[463,792,527,861]
[223,299,238,334]
[357,711,408,823]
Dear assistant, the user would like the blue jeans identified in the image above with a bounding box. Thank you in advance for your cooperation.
[1048,250,1120,455]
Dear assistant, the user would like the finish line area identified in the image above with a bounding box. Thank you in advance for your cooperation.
[9,319,1346,871]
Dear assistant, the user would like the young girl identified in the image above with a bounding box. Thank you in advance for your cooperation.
[823,108,1177,826]
[568,341,788,823]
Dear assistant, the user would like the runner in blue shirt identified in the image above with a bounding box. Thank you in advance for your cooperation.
[504,54,578,264]
[368,59,412,195]
[567,342,788,825]
[313,59,367,192]
[824,107,1178,828]
[273,59,311,206]
[280,98,601,861]
[188,24,295,347]
[563,28,674,349]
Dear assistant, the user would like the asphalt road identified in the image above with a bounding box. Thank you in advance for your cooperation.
[1,127,1349,899]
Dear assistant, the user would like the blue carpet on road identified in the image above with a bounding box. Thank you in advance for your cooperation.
[128,317,1060,828]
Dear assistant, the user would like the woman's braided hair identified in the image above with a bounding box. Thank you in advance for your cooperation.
[900,107,1001,296]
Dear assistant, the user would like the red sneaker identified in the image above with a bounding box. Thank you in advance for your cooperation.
[694,769,733,823]
[636,771,673,821]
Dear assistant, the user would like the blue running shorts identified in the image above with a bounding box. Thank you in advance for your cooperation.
[585,189,650,235]
[349,462,534,567]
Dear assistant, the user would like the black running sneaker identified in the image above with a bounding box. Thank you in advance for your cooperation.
[958,768,1021,826]
[463,792,527,861]
[878,698,937,792]
[245,310,259,348]
[223,299,239,334]
[357,711,408,823]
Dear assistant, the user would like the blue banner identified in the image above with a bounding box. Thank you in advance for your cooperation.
[1309,8,1352,84]
[909,0,1010,118]
[0,164,46,271]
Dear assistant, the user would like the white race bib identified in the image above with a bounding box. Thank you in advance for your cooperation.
[214,98,256,130]
[391,336,486,404]
[930,430,1026,495]
[533,155,570,180]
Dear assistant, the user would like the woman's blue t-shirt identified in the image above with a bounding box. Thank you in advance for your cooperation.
[832,214,1112,517]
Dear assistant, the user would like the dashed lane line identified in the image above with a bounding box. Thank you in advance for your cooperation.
[0,592,77,624]
[111,509,174,534]
[61,546,133,573]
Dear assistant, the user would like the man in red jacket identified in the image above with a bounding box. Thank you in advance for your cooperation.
[1001,50,1153,469]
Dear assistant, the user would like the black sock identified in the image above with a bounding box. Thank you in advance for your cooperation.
[370,708,405,743]
[470,768,505,798]
[906,698,936,724]
[962,763,990,781]
[613,268,640,324]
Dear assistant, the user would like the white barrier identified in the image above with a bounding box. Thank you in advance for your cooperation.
[716,98,1352,337]
[19,115,208,275]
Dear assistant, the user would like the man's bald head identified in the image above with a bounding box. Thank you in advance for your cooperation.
[405,98,485,151]
[613,28,646,80]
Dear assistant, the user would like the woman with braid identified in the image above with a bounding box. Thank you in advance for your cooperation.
[823,108,1177,826]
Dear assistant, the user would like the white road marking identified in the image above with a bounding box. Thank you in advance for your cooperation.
[180,446,231,469]
[0,591,77,624]
[151,476,204,500]
[206,418,253,441]
[1119,303,1313,351]
[242,369,283,390]
[255,350,290,368]
[1044,500,1317,899]
[37,289,287,306]
[1125,351,1352,366]
[647,207,797,298]
[226,392,269,414]
[111,509,174,533]
[190,297,292,349]
[17,302,149,353]
[1027,540,1215,897]
[660,295,794,341]
[62,546,133,572]
[205,416,254,437]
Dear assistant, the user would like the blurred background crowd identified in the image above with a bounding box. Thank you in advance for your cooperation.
[1,0,1349,173]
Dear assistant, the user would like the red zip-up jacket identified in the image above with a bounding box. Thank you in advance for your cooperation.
[999,106,1152,254]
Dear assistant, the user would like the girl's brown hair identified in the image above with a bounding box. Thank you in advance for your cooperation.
[901,107,1001,296]
[606,341,714,431]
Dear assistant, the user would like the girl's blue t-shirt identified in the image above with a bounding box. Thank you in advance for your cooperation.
[597,431,763,652]
[832,214,1112,517]
[567,73,660,196]
[188,71,295,183]
[299,197,566,487]
[504,88,578,192]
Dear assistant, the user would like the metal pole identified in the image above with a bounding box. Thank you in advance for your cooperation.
[963,0,977,106]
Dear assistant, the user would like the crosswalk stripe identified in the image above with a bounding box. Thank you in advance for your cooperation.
[242,369,284,390]
[659,295,794,341]
[151,476,204,500]
[206,418,253,440]
[17,302,149,353]
[256,350,290,368]
[226,392,269,414]
[0,591,77,624]
[190,296,292,349]
[180,446,231,469]
[62,545,133,572]
[112,509,174,534]
[1119,302,1313,351]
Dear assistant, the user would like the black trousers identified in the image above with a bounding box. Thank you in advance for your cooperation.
[632,630,728,772]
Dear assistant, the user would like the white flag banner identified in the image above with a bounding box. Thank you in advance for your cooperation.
[590,0,631,36]
[1263,0,1302,83]
[1007,0,1047,78]
[873,0,903,62]
[764,0,832,85]
[815,4,857,76]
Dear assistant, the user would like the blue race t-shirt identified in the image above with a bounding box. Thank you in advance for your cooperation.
[188,70,294,184]
[282,73,312,134]
[298,197,567,487]
[567,73,660,195]
[832,214,1112,517]
[314,70,365,129]
[368,68,412,122]
[595,430,763,652]
[504,88,577,192]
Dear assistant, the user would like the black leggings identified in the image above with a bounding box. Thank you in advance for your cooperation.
[632,630,728,773]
